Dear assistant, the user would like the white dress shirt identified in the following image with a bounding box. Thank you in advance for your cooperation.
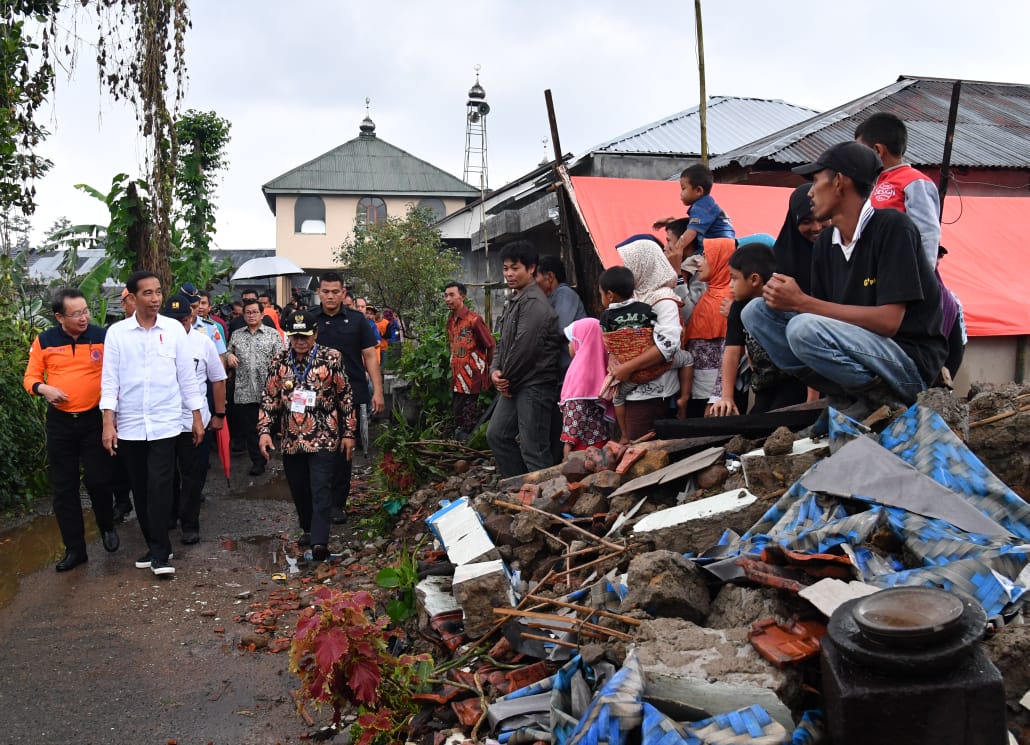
[181,327,228,431]
[100,313,205,441]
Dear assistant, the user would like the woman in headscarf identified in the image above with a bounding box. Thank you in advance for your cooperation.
[772,184,828,295]
[611,235,684,440]
[682,237,735,416]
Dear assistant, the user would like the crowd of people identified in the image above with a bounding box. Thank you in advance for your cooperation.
[454,116,963,479]
[24,272,387,574]
[24,114,966,567]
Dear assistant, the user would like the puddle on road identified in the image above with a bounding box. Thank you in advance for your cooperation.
[218,534,297,574]
[236,476,292,501]
[0,511,99,609]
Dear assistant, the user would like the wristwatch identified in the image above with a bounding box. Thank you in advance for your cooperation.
[212,412,226,418]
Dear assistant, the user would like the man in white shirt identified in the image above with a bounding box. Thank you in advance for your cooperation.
[163,294,227,546]
[101,271,205,577]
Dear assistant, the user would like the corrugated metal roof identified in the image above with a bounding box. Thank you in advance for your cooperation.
[262,133,478,211]
[27,248,274,283]
[709,77,1030,171]
[587,96,818,156]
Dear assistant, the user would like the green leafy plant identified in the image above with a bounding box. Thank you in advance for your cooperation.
[374,540,424,624]
[290,588,431,745]
[0,253,49,510]
[395,307,454,424]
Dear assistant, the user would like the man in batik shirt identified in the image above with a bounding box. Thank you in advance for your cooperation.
[257,311,355,561]
[443,281,495,440]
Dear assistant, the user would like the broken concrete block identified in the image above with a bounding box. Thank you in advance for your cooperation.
[571,490,607,517]
[763,426,796,456]
[580,469,622,495]
[706,584,802,629]
[535,475,569,507]
[631,489,767,556]
[499,463,568,490]
[625,449,670,480]
[452,559,515,638]
[483,512,516,547]
[635,618,799,730]
[741,450,824,498]
[511,538,545,569]
[425,497,500,566]
[511,511,551,543]
[619,550,710,623]
[724,434,755,456]
[983,622,1030,709]
[415,575,460,626]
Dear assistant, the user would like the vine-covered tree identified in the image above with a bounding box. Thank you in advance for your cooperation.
[173,109,232,289]
[0,1,59,215]
[335,207,461,339]
[1,0,190,290]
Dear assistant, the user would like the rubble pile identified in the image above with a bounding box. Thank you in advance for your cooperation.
[387,388,1029,745]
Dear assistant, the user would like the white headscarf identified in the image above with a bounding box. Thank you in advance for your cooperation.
[617,237,680,307]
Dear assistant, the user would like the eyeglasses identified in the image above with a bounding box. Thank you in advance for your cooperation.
[63,309,91,319]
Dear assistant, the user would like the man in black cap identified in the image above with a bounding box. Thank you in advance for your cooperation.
[257,310,355,561]
[312,272,383,524]
[741,141,946,419]
[163,294,227,545]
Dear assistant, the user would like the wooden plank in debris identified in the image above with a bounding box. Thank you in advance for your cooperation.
[608,446,725,498]
[653,408,823,439]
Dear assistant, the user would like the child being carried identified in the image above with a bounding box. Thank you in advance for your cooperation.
[598,266,693,441]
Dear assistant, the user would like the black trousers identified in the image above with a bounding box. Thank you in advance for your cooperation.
[172,432,206,533]
[235,402,263,466]
[110,450,133,512]
[46,407,114,554]
[283,451,337,546]
[118,436,177,562]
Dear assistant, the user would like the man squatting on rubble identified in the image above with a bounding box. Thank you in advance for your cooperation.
[741,141,947,418]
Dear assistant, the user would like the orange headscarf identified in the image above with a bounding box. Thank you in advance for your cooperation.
[685,237,734,341]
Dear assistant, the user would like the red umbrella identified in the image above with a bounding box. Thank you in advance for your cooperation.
[216,422,231,486]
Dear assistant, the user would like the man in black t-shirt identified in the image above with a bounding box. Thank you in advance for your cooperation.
[313,272,384,523]
[741,142,946,418]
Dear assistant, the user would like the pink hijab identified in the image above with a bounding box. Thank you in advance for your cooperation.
[559,318,609,404]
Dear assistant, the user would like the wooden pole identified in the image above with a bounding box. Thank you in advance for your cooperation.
[937,80,962,215]
[695,0,708,165]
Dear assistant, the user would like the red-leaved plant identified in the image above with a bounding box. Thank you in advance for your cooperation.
[290,588,432,745]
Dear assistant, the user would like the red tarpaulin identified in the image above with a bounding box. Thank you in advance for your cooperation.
[570,176,1030,337]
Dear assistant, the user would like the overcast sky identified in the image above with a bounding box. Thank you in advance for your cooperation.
[29,0,1030,250]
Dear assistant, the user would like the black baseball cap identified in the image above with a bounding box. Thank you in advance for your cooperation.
[791,141,882,185]
[284,310,317,336]
[163,293,193,320]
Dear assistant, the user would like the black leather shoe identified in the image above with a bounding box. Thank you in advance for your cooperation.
[102,529,120,553]
[56,550,88,572]
[330,507,348,525]
[181,530,200,545]
[112,502,132,523]
[312,544,329,562]
[248,462,265,476]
